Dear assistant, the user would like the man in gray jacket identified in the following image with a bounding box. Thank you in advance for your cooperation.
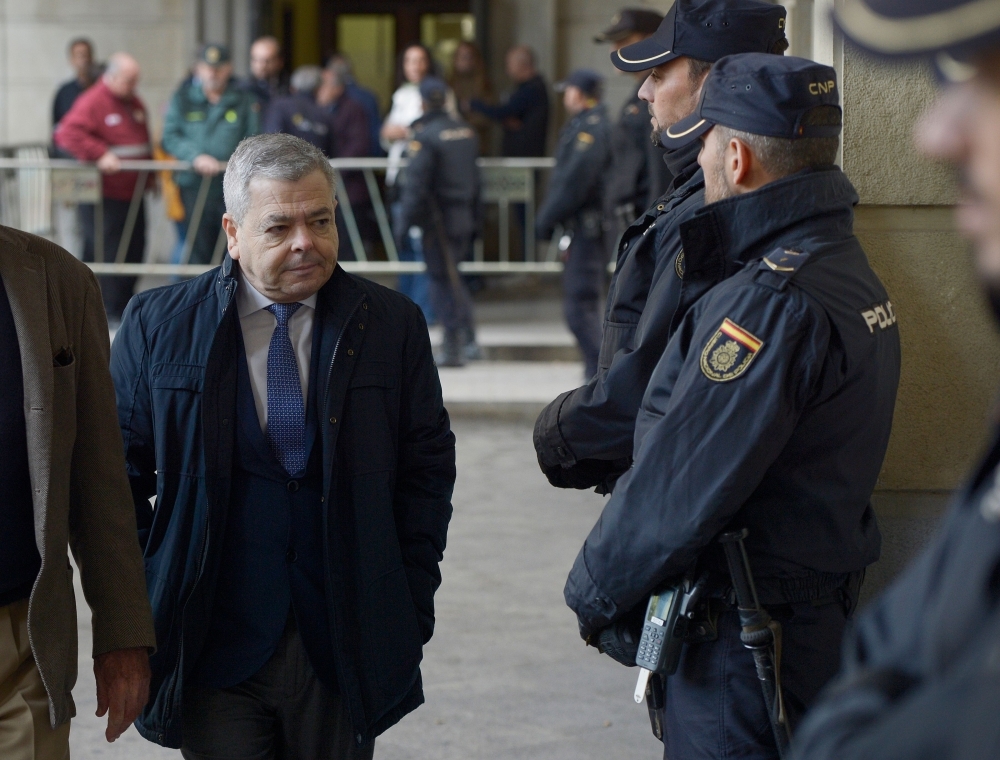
[0,226,156,758]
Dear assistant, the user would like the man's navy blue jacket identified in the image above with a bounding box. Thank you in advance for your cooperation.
[534,143,705,489]
[565,168,901,632]
[535,104,611,240]
[791,429,1000,760]
[110,257,455,748]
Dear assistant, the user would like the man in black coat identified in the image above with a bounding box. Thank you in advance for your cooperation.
[536,69,612,380]
[594,9,674,239]
[470,45,549,158]
[790,5,1000,759]
[533,0,788,492]
[399,78,480,367]
[112,133,455,758]
[264,65,335,156]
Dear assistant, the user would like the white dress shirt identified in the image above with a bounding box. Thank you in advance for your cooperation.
[237,272,318,431]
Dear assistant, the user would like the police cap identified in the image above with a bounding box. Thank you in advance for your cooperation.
[555,69,604,99]
[661,54,842,149]
[834,0,1000,80]
[199,43,231,67]
[419,76,449,107]
[594,9,664,43]
[612,0,788,73]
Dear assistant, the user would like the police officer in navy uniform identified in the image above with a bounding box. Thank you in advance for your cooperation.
[398,77,480,367]
[594,9,673,239]
[564,55,901,759]
[534,0,788,492]
[536,69,612,380]
[789,6,1000,760]
[263,66,334,156]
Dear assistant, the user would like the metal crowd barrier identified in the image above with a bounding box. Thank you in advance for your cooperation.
[0,150,560,277]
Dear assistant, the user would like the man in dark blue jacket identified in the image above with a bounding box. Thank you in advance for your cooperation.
[534,0,789,492]
[565,56,901,759]
[264,65,335,156]
[470,45,549,158]
[536,69,611,380]
[112,133,455,758]
[790,5,1000,759]
[398,78,480,367]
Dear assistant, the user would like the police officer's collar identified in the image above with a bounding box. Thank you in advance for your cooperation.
[680,167,857,266]
[664,140,702,188]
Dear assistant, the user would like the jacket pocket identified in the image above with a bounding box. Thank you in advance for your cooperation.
[598,320,637,370]
[151,364,204,475]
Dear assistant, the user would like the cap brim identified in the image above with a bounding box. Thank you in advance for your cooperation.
[660,113,713,149]
[611,36,678,72]
[594,26,629,44]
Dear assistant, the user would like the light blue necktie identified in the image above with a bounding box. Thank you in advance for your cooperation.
[265,303,305,474]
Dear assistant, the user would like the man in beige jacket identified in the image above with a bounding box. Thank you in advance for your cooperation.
[0,225,156,758]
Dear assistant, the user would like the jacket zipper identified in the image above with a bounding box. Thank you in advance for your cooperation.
[321,294,365,744]
[159,278,237,742]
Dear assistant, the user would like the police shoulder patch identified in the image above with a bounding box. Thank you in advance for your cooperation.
[674,248,685,280]
[700,318,764,382]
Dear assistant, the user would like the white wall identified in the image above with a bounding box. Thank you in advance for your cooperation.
[0,0,195,145]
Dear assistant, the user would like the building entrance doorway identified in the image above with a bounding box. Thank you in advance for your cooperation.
[320,1,481,114]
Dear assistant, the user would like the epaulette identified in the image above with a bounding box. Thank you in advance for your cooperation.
[755,248,811,291]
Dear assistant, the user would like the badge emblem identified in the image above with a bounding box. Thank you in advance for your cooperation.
[700,318,763,382]
[674,249,685,280]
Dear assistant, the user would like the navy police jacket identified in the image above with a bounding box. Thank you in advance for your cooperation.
[792,430,1000,760]
[399,109,480,240]
[535,104,611,239]
[263,92,335,156]
[111,257,455,748]
[534,142,705,489]
[606,88,673,219]
[565,168,901,633]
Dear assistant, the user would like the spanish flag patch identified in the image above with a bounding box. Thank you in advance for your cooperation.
[700,318,763,382]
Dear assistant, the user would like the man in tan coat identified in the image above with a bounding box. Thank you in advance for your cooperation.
[0,225,156,758]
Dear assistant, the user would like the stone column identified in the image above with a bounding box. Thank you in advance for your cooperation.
[837,44,1000,600]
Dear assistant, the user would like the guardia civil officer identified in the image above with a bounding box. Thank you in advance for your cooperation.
[398,77,480,367]
[594,9,673,239]
[565,55,901,759]
[534,0,788,491]
[789,7,1000,760]
[535,69,611,380]
[162,44,259,265]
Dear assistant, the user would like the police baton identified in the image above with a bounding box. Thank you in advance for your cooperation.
[719,529,791,757]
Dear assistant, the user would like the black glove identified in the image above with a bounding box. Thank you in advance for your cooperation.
[595,617,642,667]
[539,456,630,491]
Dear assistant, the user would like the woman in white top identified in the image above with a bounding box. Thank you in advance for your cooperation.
[382,44,433,184]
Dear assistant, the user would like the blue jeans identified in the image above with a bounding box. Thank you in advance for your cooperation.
[391,202,434,325]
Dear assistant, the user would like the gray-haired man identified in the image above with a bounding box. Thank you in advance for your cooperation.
[112,133,456,759]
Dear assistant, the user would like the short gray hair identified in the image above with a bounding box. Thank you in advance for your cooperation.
[290,65,323,94]
[223,133,337,225]
[715,105,842,178]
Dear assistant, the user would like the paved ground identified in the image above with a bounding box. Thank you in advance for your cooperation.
[70,420,660,759]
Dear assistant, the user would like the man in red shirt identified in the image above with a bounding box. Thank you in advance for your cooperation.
[56,52,151,322]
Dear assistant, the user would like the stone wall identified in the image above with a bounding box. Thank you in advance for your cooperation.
[841,48,1000,600]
